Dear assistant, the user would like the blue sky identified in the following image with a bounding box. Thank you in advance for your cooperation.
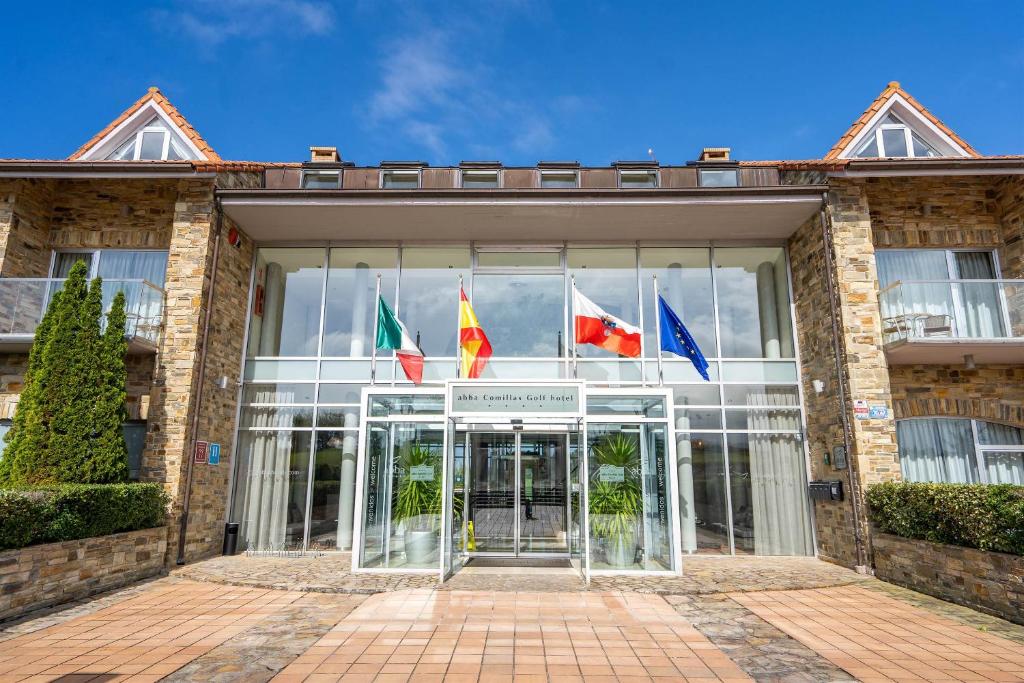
[2,1,1022,165]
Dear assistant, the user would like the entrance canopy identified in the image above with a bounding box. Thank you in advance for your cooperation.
[219,187,824,242]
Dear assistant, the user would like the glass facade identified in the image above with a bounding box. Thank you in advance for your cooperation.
[231,243,812,561]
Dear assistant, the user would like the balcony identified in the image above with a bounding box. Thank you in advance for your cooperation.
[0,278,165,353]
[879,279,1024,365]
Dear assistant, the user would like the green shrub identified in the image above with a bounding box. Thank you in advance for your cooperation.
[866,481,1024,556]
[0,483,167,551]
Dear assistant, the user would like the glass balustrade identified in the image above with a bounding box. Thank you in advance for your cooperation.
[879,279,1023,343]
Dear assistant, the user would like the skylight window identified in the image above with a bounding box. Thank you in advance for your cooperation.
[105,117,190,161]
[854,113,940,159]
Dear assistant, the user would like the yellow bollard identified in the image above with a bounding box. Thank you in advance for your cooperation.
[467,521,477,552]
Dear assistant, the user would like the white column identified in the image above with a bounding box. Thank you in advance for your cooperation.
[756,261,781,359]
[259,262,285,356]
[336,262,370,550]
[675,411,697,554]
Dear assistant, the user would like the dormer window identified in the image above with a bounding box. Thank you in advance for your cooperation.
[461,169,500,189]
[106,117,190,161]
[381,169,420,189]
[854,114,940,159]
[540,170,578,189]
[618,169,659,188]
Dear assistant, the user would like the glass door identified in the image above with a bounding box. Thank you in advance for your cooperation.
[518,433,569,555]
[467,432,517,554]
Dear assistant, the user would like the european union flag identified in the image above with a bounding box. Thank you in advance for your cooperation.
[658,295,710,381]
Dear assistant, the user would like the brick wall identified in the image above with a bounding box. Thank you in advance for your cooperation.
[872,532,1024,626]
[890,365,1024,428]
[0,527,167,622]
[0,179,54,278]
[47,179,177,250]
[995,175,1024,279]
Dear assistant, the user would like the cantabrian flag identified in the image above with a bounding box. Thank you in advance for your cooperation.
[458,287,492,378]
[573,288,642,358]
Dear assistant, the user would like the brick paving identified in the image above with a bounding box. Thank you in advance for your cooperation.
[733,585,1024,682]
[1,564,1023,682]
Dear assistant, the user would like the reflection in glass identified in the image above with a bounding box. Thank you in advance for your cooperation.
[472,273,564,356]
[242,383,316,404]
[323,248,398,357]
[247,248,324,357]
[232,431,311,550]
[726,433,812,555]
[519,434,569,554]
[359,424,445,568]
[308,431,349,549]
[715,247,794,358]
[640,248,716,357]
[467,432,517,553]
[676,433,729,554]
[569,248,638,358]
[399,248,470,356]
[587,424,673,570]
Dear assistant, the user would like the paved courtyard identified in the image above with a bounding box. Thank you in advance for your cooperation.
[0,557,1022,682]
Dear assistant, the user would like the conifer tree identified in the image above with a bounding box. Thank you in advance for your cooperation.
[86,290,129,483]
[0,260,130,486]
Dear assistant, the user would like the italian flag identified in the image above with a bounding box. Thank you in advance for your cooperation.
[573,288,642,358]
[376,298,424,384]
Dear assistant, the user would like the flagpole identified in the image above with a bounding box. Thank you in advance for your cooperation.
[370,273,381,385]
[653,275,664,386]
[455,274,463,379]
[570,276,578,380]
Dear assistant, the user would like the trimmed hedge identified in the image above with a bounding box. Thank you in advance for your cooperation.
[866,481,1024,556]
[0,483,167,550]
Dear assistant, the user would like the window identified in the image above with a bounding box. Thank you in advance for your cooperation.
[106,117,190,161]
[381,169,420,189]
[714,247,795,358]
[699,169,739,187]
[301,170,342,189]
[52,250,169,287]
[897,418,1024,485]
[461,169,500,189]
[618,169,658,189]
[540,170,578,189]
[854,113,940,159]
[876,249,1007,339]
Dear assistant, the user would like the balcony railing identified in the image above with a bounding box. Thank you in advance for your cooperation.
[0,278,165,347]
[879,279,1024,344]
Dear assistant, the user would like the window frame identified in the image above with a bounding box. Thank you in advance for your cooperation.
[301,169,343,189]
[897,416,1024,484]
[460,169,502,189]
[698,168,740,188]
[110,121,190,161]
[617,168,660,189]
[539,169,579,189]
[855,115,940,159]
[380,169,422,190]
[49,248,170,287]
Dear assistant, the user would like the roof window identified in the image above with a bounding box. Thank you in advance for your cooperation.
[106,117,189,161]
[854,113,940,159]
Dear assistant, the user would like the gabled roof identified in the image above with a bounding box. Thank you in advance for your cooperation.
[69,87,221,161]
[824,81,980,160]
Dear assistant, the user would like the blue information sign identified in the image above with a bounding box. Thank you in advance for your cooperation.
[208,443,221,465]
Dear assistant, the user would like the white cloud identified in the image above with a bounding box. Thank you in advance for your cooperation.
[156,0,334,46]
[366,25,572,161]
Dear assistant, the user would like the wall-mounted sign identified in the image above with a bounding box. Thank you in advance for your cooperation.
[409,465,435,482]
[450,384,580,415]
[853,400,869,420]
[208,443,221,465]
[831,444,848,470]
[869,405,889,419]
[194,441,208,464]
[598,464,625,483]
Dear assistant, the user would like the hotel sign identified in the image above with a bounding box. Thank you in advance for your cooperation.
[450,384,580,416]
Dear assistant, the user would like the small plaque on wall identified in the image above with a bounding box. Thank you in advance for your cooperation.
[832,444,848,470]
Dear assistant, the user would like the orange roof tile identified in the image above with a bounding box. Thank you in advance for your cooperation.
[69,87,221,161]
[824,81,980,160]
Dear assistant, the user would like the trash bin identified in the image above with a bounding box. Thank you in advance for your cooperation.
[222,522,240,555]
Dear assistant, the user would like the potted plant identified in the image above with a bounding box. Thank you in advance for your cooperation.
[392,444,441,565]
[588,433,642,567]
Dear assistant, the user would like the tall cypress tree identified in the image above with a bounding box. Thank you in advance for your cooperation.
[87,290,129,483]
[0,260,130,486]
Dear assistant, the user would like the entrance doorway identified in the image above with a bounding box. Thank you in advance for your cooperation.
[466,431,571,557]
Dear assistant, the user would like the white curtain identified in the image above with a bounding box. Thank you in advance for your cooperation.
[876,251,955,335]
[97,251,169,286]
[746,390,813,555]
[977,421,1024,484]
[954,252,1004,338]
[896,419,979,483]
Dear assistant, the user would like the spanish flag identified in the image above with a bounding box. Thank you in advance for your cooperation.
[458,287,492,378]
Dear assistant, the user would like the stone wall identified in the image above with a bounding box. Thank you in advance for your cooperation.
[872,532,1024,625]
[890,365,1024,428]
[47,179,177,250]
[995,175,1024,279]
[0,179,54,278]
[788,212,861,567]
[0,527,167,622]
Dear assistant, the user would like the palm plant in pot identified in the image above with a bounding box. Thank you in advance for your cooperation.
[392,444,442,565]
[588,433,642,567]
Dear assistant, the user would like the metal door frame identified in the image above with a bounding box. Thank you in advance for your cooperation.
[460,425,575,559]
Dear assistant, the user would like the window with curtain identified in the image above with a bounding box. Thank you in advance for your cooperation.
[897,418,1024,485]
[52,250,168,286]
[876,250,1005,338]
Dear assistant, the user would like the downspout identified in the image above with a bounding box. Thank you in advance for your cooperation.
[176,198,224,565]
[819,195,869,571]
